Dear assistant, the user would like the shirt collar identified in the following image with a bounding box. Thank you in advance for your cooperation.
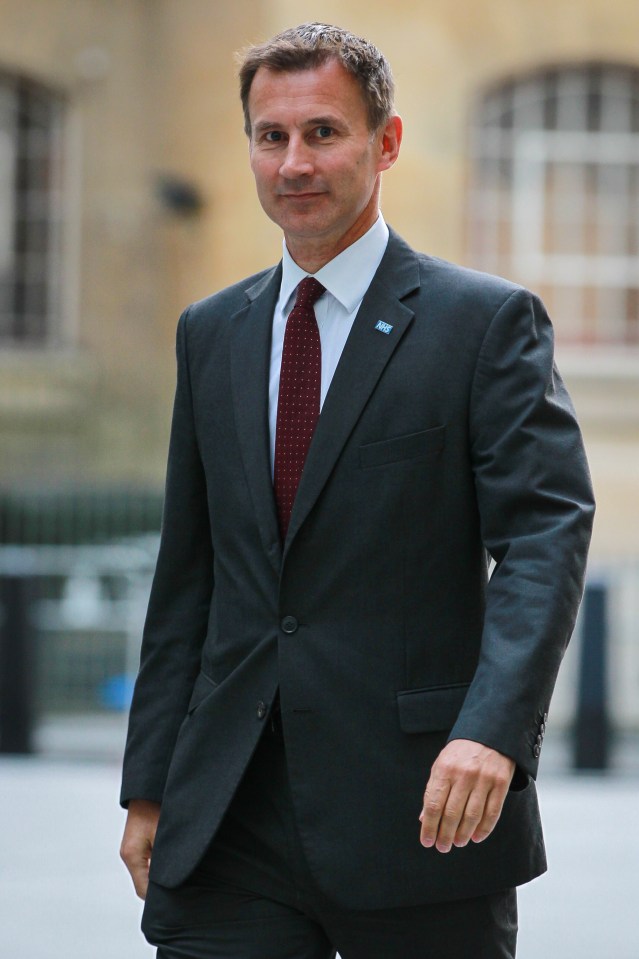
[280,215,389,313]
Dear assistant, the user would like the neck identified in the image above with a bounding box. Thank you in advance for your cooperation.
[285,193,381,274]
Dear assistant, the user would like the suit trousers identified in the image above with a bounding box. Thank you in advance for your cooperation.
[141,713,518,959]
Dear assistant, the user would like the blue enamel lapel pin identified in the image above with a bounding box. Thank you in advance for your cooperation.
[374,320,393,335]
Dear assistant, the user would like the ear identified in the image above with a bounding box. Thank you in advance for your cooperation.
[378,115,403,172]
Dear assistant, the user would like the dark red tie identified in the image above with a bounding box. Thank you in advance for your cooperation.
[274,276,325,539]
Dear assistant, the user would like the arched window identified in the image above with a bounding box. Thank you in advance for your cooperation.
[0,72,64,346]
[468,64,639,345]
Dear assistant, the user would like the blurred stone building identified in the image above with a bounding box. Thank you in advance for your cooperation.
[0,1,638,727]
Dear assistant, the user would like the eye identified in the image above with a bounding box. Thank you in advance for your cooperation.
[264,130,283,142]
[315,126,333,139]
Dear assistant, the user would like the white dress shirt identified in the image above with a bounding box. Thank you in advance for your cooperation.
[268,215,389,472]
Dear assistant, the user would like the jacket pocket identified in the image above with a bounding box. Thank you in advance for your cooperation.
[359,425,445,469]
[397,681,470,733]
[187,670,217,714]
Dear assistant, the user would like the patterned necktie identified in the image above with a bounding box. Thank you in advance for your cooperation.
[274,276,325,539]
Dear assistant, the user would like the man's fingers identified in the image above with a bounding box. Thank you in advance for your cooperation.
[471,786,509,844]
[120,841,151,899]
[132,863,150,900]
[452,769,512,847]
[120,836,152,899]
[419,777,451,849]
[430,782,474,853]
[418,739,516,853]
[452,795,485,848]
[421,780,491,852]
[120,799,161,901]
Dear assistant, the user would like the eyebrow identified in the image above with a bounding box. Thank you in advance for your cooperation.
[305,116,343,128]
[253,115,344,134]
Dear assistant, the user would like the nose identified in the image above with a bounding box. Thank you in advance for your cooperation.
[279,135,314,179]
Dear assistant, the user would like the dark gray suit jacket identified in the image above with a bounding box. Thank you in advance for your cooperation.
[121,228,594,909]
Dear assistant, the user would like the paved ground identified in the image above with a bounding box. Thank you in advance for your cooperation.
[1,739,637,958]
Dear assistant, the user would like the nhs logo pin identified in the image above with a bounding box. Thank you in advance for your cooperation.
[374,320,393,335]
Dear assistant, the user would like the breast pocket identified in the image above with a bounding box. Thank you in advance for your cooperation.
[359,425,446,469]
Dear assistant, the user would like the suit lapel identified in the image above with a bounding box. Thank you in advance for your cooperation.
[230,264,282,572]
[284,231,421,553]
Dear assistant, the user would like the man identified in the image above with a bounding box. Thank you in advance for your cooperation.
[120,22,594,959]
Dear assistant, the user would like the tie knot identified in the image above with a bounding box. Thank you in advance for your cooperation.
[294,277,325,310]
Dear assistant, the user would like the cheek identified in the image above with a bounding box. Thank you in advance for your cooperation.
[253,172,277,205]
[251,154,275,181]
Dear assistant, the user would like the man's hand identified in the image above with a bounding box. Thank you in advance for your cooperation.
[419,739,515,853]
[120,799,161,899]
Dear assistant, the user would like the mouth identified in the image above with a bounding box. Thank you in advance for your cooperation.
[279,191,325,200]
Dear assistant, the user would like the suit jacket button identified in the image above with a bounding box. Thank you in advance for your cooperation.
[281,616,298,634]
[533,744,541,758]
[543,712,549,723]
[256,701,268,720]
[536,734,543,746]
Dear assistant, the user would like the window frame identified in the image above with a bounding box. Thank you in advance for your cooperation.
[0,70,66,350]
[468,63,639,348]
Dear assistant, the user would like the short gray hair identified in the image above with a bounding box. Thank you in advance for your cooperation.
[237,22,395,137]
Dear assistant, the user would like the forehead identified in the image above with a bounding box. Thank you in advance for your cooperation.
[248,60,368,126]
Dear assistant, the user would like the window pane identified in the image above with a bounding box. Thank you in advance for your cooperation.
[469,65,639,345]
[0,73,63,346]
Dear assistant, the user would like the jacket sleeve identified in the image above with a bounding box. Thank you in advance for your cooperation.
[448,288,595,778]
[120,307,214,805]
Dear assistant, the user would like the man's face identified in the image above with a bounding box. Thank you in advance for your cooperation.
[247,59,400,261]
